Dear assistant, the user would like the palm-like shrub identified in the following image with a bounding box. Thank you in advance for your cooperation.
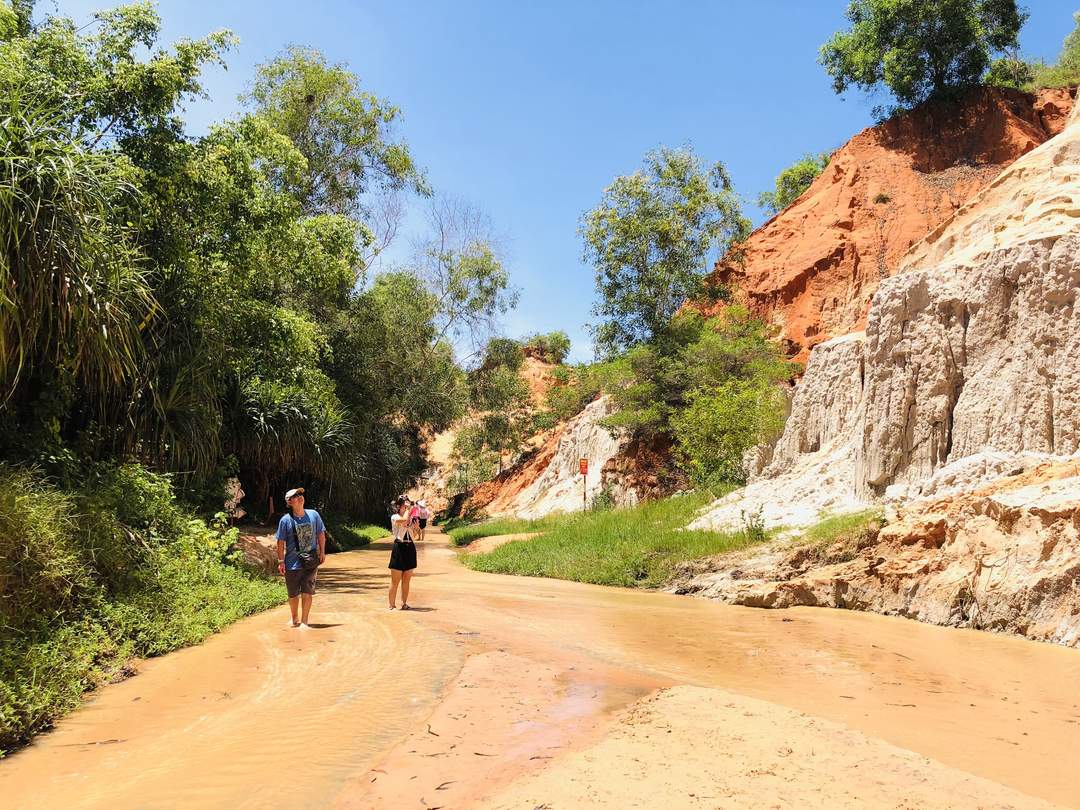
[0,97,153,405]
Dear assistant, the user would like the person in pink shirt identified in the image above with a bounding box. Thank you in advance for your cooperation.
[415,499,430,541]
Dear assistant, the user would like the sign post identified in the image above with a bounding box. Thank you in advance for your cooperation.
[579,457,588,511]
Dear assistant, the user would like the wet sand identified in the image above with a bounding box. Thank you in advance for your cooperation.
[3,528,1080,808]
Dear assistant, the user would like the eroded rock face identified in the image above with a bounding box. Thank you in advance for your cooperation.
[857,99,1080,496]
[469,397,639,519]
[703,87,1074,363]
[685,96,1080,647]
[675,460,1080,647]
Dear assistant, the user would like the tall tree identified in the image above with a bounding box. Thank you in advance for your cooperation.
[581,147,749,358]
[820,0,1028,109]
[412,196,520,357]
[243,46,427,219]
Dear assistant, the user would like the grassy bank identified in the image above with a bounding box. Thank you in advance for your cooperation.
[447,515,562,547]
[461,492,769,587]
[0,465,284,754]
[327,518,389,550]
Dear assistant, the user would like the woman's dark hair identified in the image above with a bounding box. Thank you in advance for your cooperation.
[394,496,406,507]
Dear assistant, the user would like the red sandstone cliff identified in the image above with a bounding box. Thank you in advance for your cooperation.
[705,86,1074,363]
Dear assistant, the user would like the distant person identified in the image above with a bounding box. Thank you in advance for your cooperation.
[416,499,430,541]
[276,487,326,628]
[388,497,417,609]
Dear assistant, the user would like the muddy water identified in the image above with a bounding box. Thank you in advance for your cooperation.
[0,550,463,809]
[4,530,1080,808]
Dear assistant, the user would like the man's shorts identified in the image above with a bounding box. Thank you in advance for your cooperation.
[284,567,318,598]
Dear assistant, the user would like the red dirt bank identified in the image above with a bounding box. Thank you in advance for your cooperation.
[705,86,1075,363]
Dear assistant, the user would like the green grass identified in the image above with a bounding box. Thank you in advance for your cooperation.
[447,514,565,547]
[462,492,771,587]
[802,509,884,545]
[330,520,389,549]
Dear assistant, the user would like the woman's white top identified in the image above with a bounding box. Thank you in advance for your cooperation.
[391,512,409,540]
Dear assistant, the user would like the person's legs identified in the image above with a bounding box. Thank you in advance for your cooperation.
[285,570,301,626]
[389,569,401,608]
[401,570,413,606]
[300,593,313,624]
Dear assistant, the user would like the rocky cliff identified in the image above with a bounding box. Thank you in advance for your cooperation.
[705,87,1074,363]
[683,88,1080,646]
[465,396,647,518]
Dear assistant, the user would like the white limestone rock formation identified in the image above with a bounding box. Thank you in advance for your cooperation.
[500,396,628,519]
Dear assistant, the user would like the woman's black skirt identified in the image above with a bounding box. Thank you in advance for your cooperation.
[388,539,417,571]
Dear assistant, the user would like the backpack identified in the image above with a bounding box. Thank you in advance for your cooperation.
[284,512,320,570]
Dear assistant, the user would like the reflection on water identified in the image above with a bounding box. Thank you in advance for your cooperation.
[3,532,1080,808]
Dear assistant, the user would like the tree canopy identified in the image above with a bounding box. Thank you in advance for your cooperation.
[581,147,749,359]
[0,2,509,519]
[820,0,1028,109]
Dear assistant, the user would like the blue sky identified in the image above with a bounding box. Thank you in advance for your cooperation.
[52,0,1080,361]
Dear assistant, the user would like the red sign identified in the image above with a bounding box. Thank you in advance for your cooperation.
[579,458,588,476]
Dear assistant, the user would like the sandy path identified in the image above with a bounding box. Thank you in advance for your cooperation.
[461,531,540,554]
[3,528,1080,808]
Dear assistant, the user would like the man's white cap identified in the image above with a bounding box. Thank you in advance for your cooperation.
[285,487,305,500]
[417,499,427,508]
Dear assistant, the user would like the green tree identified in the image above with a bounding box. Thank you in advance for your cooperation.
[820,0,1028,109]
[414,197,520,355]
[671,380,787,488]
[757,152,830,215]
[452,337,532,474]
[0,2,481,520]
[601,308,793,440]
[1032,12,1080,88]
[523,331,572,364]
[581,147,749,358]
[243,45,427,218]
[0,97,152,417]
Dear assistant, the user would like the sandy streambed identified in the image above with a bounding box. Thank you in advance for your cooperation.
[2,529,1079,808]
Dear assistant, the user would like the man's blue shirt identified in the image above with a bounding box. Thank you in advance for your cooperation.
[276,509,325,571]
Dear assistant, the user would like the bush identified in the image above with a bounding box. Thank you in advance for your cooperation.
[671,380,787,489]
[758,152,830,215]
[983,54,1039,90]
[589,486,616,512]
[523,331,572,364]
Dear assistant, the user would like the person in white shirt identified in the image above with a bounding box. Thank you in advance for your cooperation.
[388,497,417,609]
[416,499,430,541]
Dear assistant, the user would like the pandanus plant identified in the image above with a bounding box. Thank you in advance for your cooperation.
[0,95,154,411]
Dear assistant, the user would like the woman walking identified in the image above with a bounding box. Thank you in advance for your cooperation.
[388,497,417,609]
[416,499,430,541]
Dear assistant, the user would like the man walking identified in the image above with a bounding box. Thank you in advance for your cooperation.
[276,487,326,628]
